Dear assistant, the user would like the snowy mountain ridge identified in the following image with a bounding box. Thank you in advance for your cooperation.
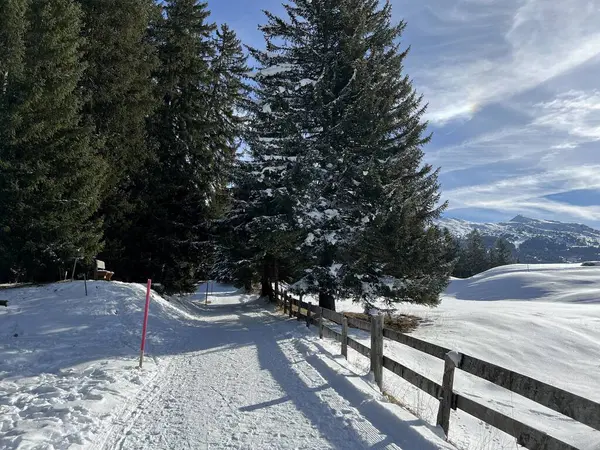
[436,215,600,263]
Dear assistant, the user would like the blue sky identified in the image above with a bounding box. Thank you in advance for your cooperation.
[208,0,600,228]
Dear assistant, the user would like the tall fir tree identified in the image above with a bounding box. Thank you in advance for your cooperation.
[251,0,450,310]
[464,230,489,276]
[202,25,250,278]
[0,0,105,282]
[77,0,160,277]
[212,162,260,291]
[0,0,28,281]
[490,237,514,267]
[139,1,248,292]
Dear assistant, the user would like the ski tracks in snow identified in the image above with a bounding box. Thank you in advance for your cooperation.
[98,301,454,450]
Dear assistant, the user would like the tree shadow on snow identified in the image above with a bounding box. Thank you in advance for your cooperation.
[2,283,448,450]
[237,311,446,450]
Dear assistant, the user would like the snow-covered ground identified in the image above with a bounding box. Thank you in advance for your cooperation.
[0,281,204,449]
[3,264,599,450]
[335,264,600,449]
[0,281,454,449]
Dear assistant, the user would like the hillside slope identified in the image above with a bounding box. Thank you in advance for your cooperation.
[396,265,600,449]
[0,281,203,449]
[446,263,600,302]
[0,281,454,450]
[437,215,600,263]
[333,264,600,449]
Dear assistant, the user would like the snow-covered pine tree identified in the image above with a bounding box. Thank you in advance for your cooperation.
[207,25,249,211]
[344,212,455,309]
[0,0,105,282]
[202,25,250,278]
[214,20,311,296]
[212,160,260,291]
[254,0,450,310]
[77,0,160,279]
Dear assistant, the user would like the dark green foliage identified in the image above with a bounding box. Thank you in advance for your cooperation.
[343,214,454,309]
[490,237,514,267]
[0,0,28,281]
[451,233,515,278]
[138,0,248,293]
[77,0,160,276]
[0,0,105,282]
[248,0,450,310]
[462,230,489,276]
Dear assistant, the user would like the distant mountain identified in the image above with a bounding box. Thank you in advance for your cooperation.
[437,216,600,263]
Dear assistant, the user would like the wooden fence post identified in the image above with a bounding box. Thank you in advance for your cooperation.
[319,307,324,339]
[370,314,384,391]
[306,302,311,327]
[436,351,461,438]
[341,316,348,358]
[283,292,287,315]
[288,294,293,318]
[297,300,302,321]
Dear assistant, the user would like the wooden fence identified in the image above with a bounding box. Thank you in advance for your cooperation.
[276,289,600,450]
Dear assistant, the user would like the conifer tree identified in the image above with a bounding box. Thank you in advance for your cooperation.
[213,14,309,296]
[203,25,250,279]
[0,0,28,281]
[464,230,489,276]
[252,0,450,310]
[140,1,248,292]
[77,0,160,276]
[212,163,259,291]
[0,0,105,281]
[491,237,514,267]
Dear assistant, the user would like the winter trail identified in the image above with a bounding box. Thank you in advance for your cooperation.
[101,290,454,450]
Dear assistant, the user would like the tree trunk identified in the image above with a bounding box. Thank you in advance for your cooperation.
[261,258,273,300]
[318,244,336,311]
[319,290,335,311]
[273,260,279,304]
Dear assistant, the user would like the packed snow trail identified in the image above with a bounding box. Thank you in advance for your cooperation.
[98,295,454,450]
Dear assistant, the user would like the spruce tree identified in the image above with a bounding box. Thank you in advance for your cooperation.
[452,243,469,278]
[140,1,248,292]
[77,0,160,277]
[203,25,250,279]
[0,0,105,282]
[491,238,514,267]
[0,0,28,281]
[212,163,259,291]
[253,0,450,310]
[464,230,489,276]
[214,15,310,297]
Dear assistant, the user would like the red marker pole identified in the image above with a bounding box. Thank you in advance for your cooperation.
[139,279,152,369]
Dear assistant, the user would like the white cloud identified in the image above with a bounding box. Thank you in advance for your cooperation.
[424,87,600,178]
[402,0,600,124]
[444,166,600,222]
[532,90,600,141]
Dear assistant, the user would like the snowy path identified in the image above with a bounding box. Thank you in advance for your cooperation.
[98,299,454,450]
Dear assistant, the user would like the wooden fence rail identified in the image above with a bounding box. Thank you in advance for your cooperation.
[275,289,600,450]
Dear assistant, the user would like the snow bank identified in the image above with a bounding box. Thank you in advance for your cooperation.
[335,264,600,449]
[446,263,600,303]
[0,281,201,449]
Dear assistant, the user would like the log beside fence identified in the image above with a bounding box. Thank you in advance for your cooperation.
[274,288,599,450]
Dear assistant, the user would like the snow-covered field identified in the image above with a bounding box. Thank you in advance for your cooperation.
[0,281,205,449]
[2,264,599,450]
[335,264,600,449]
[0,281,453,449]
